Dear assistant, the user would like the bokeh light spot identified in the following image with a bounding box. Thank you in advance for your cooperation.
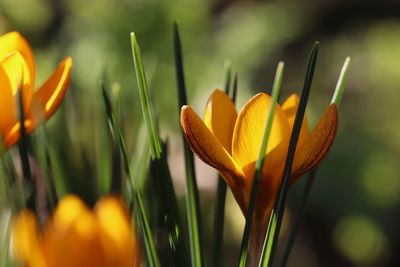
[360,152,400,207]
[333,215,388,266]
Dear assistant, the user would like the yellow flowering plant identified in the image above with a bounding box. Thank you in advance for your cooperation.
[0,32,72,150]
[0,25,350,267]
[12,195,141,267]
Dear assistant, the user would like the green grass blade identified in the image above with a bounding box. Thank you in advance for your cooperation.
[232,73,238,102]
[130,32,162,160]
[94,85,112,197]
[261,42,319,267]
[223,60,232,94]
[130,123,151,190]
[101,83,160,267]
[101,83,122,193]
[174,22,204,267]
[331,57,351,106]
[237,62,284,267]
[150,141,191,267]
[279,169,317,267]
[17,90,35,211]
[34,129,58,209]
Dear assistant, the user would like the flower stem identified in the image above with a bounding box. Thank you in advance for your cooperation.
[280,169,317,267]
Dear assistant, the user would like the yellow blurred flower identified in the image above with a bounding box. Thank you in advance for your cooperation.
[12,195,141,267]
[181,89,338,225]
[0,31,72,149]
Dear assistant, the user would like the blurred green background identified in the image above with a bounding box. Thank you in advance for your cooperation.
[1,0,400,266]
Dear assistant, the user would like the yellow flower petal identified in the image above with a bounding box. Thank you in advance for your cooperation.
[292,104,338,180]
[181,105,247,209]
[43,195,105,267]
[29,57,72,125]
[12,210,47,267]
[0,31,35,86]
[232,93,291,185]
[203,89,237,153]
[281,93,309,148]
[95,196,140,267]
[0,65,15,135]
[0,52,33,127]
[4,120,34,148]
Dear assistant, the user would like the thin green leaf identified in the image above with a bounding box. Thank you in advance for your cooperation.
[279,169,317,267]
[130,123,151,190]
[223,60,232,94]
[261,42,319,267]
[238,62,285,267]
[174,22,204,267]
[149,141,191,267]
[34,129,58,209]
[101,83,122,193]
[17,90,35,211]
[232,73,238,102]
[101,84,160,267]
[331,57,351,106]
[130,32,162,160]
[94,85,112,197]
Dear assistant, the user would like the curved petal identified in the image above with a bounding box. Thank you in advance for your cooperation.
[0,52,34,122]
[292,104,338,181]
[203,89,237,153]
[181,105,246,195]
[95,196,140,267]
[3,119,35,148]
[281,93,309,148]
[29,57,72,125]
[232,93,291,186]
[0,65,16,135]
[0,32,35,86]
[11,210,47,267]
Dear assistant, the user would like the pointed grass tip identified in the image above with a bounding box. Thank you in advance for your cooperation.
[331,56,351,106]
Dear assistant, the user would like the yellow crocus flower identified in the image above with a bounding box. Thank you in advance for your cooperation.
[0,31,72,149]
[12,195,141,267]
[181,89,338,226]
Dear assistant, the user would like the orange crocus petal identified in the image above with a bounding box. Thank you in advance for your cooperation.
[232,93,291,185]
[292,104,338,181]
[0,65,15,134]
[4,120,35,148]
[0,32,35,86]
[29,57,72,125]
[181,105,245,188]
[43,195,105,267]
[95,196,140,267]
[12,210,47,267]
[203,89,237,153]
[0,52,33,127]
[281,93,309,148]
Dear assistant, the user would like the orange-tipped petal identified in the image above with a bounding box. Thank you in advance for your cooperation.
[203,89,237,153]
[232,93,291,185]
[12,210,47,267]
[3,120,35,148]
[30,57,72,125]
[0,65,16,134]
[181,105,246,193]
[292,104,338,181]
[0,32,35,86]
[281,93,309,148]
[95,196,140,267]
[0,52,33,124]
